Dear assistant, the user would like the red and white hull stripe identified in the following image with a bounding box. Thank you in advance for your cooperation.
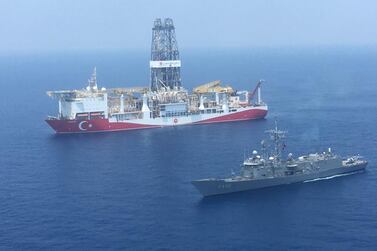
[46,106,268,134]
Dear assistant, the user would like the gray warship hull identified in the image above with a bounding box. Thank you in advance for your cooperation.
[192,162,367,197]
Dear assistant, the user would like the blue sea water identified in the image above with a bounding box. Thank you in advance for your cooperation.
[0,48,376,250]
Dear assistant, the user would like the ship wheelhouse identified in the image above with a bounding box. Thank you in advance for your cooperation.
[53,92,108,120]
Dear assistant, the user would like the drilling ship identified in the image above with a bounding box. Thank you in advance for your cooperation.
[192,122,367,197]
[45,18,268,134]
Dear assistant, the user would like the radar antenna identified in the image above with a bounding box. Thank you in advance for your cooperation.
[87,67,98,91]
[265,119,287,160]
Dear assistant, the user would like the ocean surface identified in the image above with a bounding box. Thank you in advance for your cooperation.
[0,48,376,250]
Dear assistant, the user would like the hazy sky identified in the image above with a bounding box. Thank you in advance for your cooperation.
[1,0,377,52]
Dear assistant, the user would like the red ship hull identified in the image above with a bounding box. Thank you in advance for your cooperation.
[46,107,267,134]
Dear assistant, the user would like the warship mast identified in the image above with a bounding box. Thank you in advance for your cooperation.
[265,120,287,162]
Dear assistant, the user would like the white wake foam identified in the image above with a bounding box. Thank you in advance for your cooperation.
[303,171,364,183]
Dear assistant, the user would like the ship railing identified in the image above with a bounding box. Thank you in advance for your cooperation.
[253,101,267,107]
[343,155,364,161]
[46,116,59,120]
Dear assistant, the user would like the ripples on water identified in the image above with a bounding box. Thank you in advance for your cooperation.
[0,48,376,250]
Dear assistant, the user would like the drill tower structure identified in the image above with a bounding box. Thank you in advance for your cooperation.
[150,18,181,91]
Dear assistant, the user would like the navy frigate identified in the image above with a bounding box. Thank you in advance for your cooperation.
[192,122,368,197]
